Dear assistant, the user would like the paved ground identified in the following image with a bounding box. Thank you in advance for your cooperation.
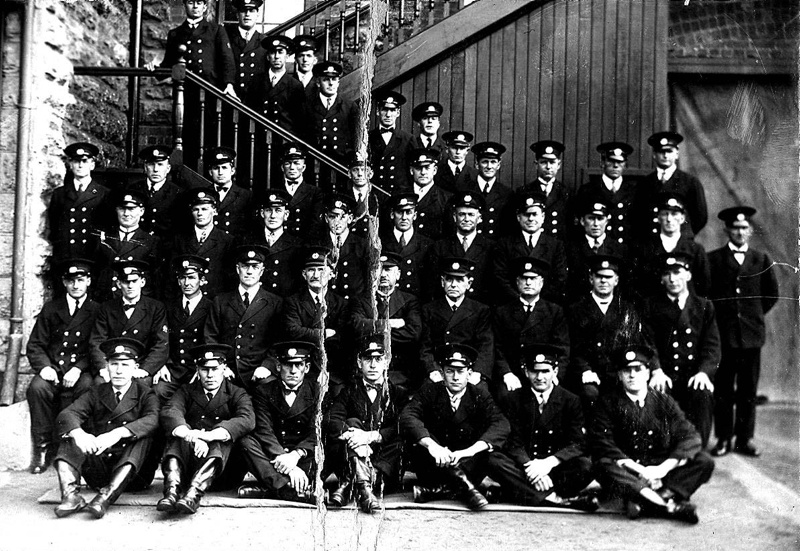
[0,402,797,551]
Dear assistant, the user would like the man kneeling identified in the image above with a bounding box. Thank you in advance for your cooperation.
[53,338,159,519]
[158,344,255,514]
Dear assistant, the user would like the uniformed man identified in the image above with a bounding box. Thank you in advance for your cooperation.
[204,244,282,388]
[89,260,169,390]
[251,34,306,135]
[238,342,319,503]
[400,343,510,510]
[461,141,513,240]
[487,344,598,510]
[427,191,494,304]
[380,192,434,300]
[420,258,494,390]
[204,146,254,237]
[642,252,720,447]
[292,35,319,91]
[47,142,110,262]
[350,252,423,389]
[590,344,714,524]
[708,206,779,457]
[129,145,184,239]
[26,259,99,474]
[52,338,160,519]
[275,143,324,235]
[410,148,451,240]
[170,187,236,298]
[368,90,415,194]
[523,140,572,241]
[325,334,409,513]
[226,0,267,100]
[158,343,255,514]
[574,141,638,247]
[492,257,570,405]
[636,131,708,239]
[411,101,446,156]
[247,189,305,297]
[434,131,477,194]
[343,151,384,238]
[491,191,568,305]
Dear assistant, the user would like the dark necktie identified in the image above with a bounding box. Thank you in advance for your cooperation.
[243,291,250,308]
[314,295,322,314]
[206,392,213,403]
[364,381,382,392]
[123,303,136,312]
[461,235,469,252]
[149,184,156,198]
[121,230,132,242]
[114,391,122,404]
[399,233,406,248]
[591,239,600,253]
[538,396,546,414]
[380,127,393,135]
[451,303,458,313]
[184,301,191,317]
[454,166,461,177]
[482,185,490,196]
[527,234,534,249]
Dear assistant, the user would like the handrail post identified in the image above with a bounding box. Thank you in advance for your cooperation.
[323,20,331,60]
[171,49,187,162]
[338,9,345,62]
[128,0,144,165]
[354,0,361,50]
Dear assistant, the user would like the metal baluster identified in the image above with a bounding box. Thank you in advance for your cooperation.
[323,20,330,59]
[171,59,186,156]
[265,133,273,191]
[414,1,421,21]
[338,9,345,62]
[215,97,223,146]
[198,88,207,173]
[248,118,256,190]
[354,0,361,51]
[399,0,405,25]
[232,108,240,162]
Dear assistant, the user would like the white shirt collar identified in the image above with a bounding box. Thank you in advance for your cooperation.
[522,229,542,248]
[585,233,606,247]
[659,232,680,253]
[538,177,554,195]
[446,296,466,310]
[394,228,413,243]
[297,71,312,86]
[625,390,647,407]
[477,175,495,192]
[330,229,349,245]
[268,68,286,82]
[448,160,465,174]
[520,296,539,310]
[591,292,613,313]
[657,164,677,181]
[319,92,336,105]
[458,230,477,249]
[186,16,204,27]
[239,27,255,42]
[238,284,260,299]
[602,174,622,192]
[112,382,133,400]
[533,384,554,405]
[728,242,749,253]
[414,183,433,199]
[183,293,203,314]
[669,290,689,310]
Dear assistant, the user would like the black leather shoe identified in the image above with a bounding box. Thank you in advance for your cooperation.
[462,488,489,511]
[55,492,86,518]
[176,487,202,514]
[356,483,381,514]
[625,500,642,520]
[30,447,50,475]
[412,485,452,504]
[328,480,352,507]
[669,502,699,524]
[734,440,761,457]
[237,483,271,499]
[711,440,732,457]
[562,494,600,512]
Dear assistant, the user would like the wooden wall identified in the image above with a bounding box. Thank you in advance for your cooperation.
[382,0,669,191]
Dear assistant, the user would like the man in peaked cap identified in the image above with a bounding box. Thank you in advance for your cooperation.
[708,206,779,458]
[293,34,320,90]
[635,131,708,239]
[27,259,100,474]
[158,343,255,514]
[368,90,415,194]
[400,343,510,510]
[202,146,254,237]
[462,141,514,240]
[275,142,324,235]
[250,34,306,135]
[488,343,598,510]
[238,341,319,503]
[412,101,446,156]
[129,145,185,239]
[225,0,267,100]
[523,140,572,241]
[52,337,160,519]
[641,252,720,448]
[435,130,477,194]
[344,151,384,238]
[410,147,452,241]
[589,344,714,524]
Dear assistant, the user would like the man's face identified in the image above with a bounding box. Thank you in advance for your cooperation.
[602,158,626,179]
[526,364,556,393]
[619,364,649,394]
[410,163,437,187]
[726,221,752,248]
[658,209,685,235]
[63,275,91,300]
[69,157,95,179]
[453,206,481,234]
[116,275,146,300]
[325,208,352,235]
[268,47,288,71]
[391,207,416,232]
[661,267,691,297]
[237,7,258,29]
[441,274,471,301]
[476,157,500,180]
[517,206,545,234]
[446,144,469,164]
[442,365,470,394]
[319,75,339,96]
[359,354,388,384]
[378,265,400,291]
[349,165,371,188]
[653,148,678,169]
[144,159,171,185]
[209,162,235,186]
[184,0,207,18]
[260,206,288,231]
[418,115,440,137]
[192,203,217,228]
[581,213,609,238]
[303,265,332,292]
[236,261,264,287]
[198,363,225,392]
[535,158,561,181]
[296,50,317,73]
[378,106,399,127]
[280,359,310,388]
[282,159,306,181]
[178,271,204,298]
[116,205,144,229]
[590,269,618,298]
[107,358,137,389]
[516,273,543,299]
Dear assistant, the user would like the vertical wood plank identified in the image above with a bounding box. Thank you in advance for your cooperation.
[602,0,618,139]
[628,0,645,167]
[512,14,532,188]
[474,36,491,142]
[400,80,414,133]
[450,50,466,131]
[486,31,504,142]
[653,0,669,132]
[552,0,567,150]
[539,2,554,140]
[564,0,585,191]
[588,0,606,167]
[500,21,517,182]
[614,0,630,152]
[641,0,657,170]
[463,44,478,136]
[527,10,542,166]
[438,56,452,130]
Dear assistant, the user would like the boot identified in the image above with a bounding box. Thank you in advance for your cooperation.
[54,460,86,518]
[351,456,380,514]
[237,483,271,499]
[176,458,219,514]
[156,457,182,512]
[328,476,353,507]
[86,464,135,519]
[29,432,51,474]
[448,466,488,511]
[412,485,453,503]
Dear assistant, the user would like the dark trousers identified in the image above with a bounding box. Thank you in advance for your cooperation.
[324,419,403,491]
[595,451,715,502]
[714,347,761,442]
[164,438,248,490]
[239,434,315,492]
[487,452,594,505]
[406,443,493,489]
[27,373,94,443]
[55,437,155,491]
[670,381,714,448]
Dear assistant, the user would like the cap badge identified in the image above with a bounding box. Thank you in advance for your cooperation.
[452,262,460,270]
[153,149,161,156]
[76,148,86,156]
[612,148,622,156]
[123,267,135,275]
[367,342,379,351]
[463,194,473,202]
[379,255,388,262]
[667,198,679,207]
[535,354,546,362]
[334,200,343,208]
[487,147,497,154]
[247,251,256,259]
[666,257,677,265]
[288,348,297,356]
[311,252,320,259]
[204,351,215,359]
[123,195,134,202]
[526,198,534,206]
[601,261,609,268]
[68,266,79,274]
[452,352,463,360]
[114,346,126,354]
[660,138,669,145]
[593,203,604,211]
[524,263,532,270]
[736,213,745,221]
[182,260,190,268]
[198,192,207,199]
[216,153,225,160]
[625,351,636,361]
[545,146,553,154]
[272,39,280,46]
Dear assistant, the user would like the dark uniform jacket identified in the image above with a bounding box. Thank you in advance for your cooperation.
[129,178,186,238]
[460,178,514,240]
[26,297,99,376]
[589,388,702,465]
[246,228,305,297]
[250,72,306,134]
[92,227,162,301]
[161,379,255,440]
[47,176,110,261]
[635,169,708,238]
[504,385,586,464]
[303,93,358,159]
[434,160,477,194]
[400,382,510,451]
[420,298,494,380]
[368,127,415,194]
[413,135,446,159]
[635,234,710,298]
[428,233,494,304]
[492,232,568,305]
[208,184,254,237]
[90,297,169,376]
[493,298,570,380]
[312,230,369,301]
[170,226,236,298]
[250,378,320,457]
[574,177,639,247]
[204,286,282,385]
[347,184,384,238]
[565,234,630,302]
[161,20,236,87]
[522,179,573,241]
[279,180,324,236]
[225,25,267,99]
[381,229,434,300]
[708,245,779,349]
[415,185,453,241]
[166,296,213,383]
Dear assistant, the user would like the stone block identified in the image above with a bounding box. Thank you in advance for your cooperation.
[0,400,31,471]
